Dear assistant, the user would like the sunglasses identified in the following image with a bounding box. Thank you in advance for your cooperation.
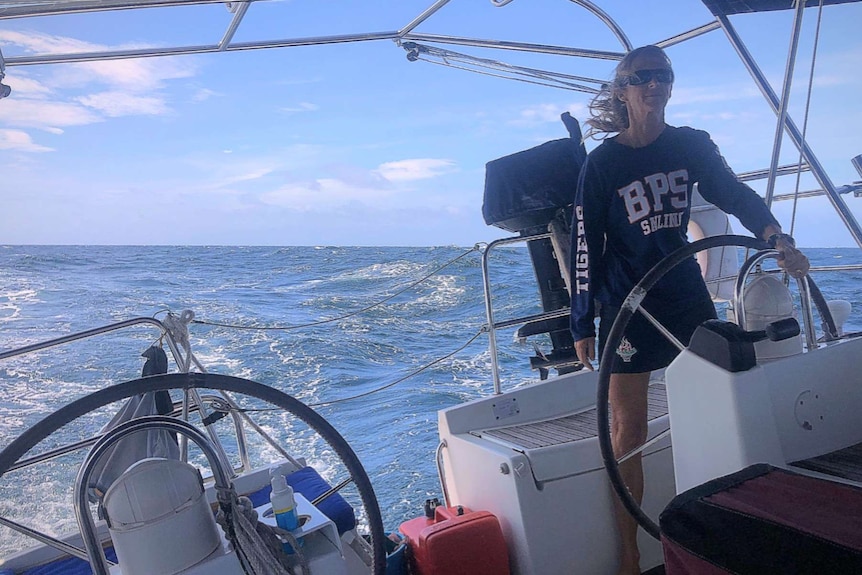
[620,68,674,86]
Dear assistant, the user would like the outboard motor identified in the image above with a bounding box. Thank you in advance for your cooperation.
[482,113,587,377]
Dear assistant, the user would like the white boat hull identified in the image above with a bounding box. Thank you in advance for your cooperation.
[439,370,675,574]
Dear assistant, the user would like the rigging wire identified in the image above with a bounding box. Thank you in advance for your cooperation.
[788,0,825,239]
[192,245,481,331]
[192,327,487,412]
[307,327,486,408]
[183,245,489,407]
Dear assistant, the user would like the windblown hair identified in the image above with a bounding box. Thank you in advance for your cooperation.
[585,45,673,137]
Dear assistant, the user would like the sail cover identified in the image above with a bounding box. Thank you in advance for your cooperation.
[88,346,180,501]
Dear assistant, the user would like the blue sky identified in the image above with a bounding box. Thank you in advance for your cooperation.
[1,0,860,246]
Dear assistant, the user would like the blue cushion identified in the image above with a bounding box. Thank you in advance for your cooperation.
[246,483,272,508]
[19,547,118,575]
[249,466,357,535]
[287,466,356,535]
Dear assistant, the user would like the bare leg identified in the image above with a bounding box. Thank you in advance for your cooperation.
[609,371,651,575]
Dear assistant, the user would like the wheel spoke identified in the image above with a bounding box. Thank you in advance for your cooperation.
[597,235,768,541]
[636,307,685,351]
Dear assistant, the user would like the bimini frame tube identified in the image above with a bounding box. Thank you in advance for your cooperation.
[763,0,807,207]
[716,13,862,248]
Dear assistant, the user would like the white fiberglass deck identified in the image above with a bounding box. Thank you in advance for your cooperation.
[475,383,668,450]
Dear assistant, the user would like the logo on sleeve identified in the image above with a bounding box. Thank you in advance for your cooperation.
[573,205,589,294]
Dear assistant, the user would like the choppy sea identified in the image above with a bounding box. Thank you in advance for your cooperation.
[0,244,861,556]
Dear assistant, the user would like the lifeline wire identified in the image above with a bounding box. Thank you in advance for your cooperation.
[195,327,485,412]
[308,328,485,408]
[224,327,487,415]
[192,246,480,331]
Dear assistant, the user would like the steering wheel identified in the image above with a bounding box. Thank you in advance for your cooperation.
[596,234,834,540]
[0,372,388,575]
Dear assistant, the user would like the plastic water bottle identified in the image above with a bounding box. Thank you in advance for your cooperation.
[270,473,302,552]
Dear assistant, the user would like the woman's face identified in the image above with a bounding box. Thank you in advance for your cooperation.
[618,51,673,122]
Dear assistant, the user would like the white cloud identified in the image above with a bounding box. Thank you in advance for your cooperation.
[0,98,102,129]
[281,102,319,113]
[3,74,52,97]
[192,159,280,188]
[0,30,93,56]
[815,46,862,88]
[260,178,394,210]
[192,88,218,102]
[222,166,277,186]
[510,102,587,127]
[0,129,53,152]
[176,145,328,198]
[376,158,456,182]
[670,84,761,106]
[274,76,324,87]
[513,103,563,125]
[77,91,168,116]
[0,30,197,131]
[0,30,194,91]
[73,58,192,91]
[669,109,757,123]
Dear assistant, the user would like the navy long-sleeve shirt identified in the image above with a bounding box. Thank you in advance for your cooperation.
[570,126,779,341]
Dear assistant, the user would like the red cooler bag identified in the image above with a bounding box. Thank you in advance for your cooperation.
[660,463,862,574]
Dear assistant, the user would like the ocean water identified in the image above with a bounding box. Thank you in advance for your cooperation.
[0,244,861,556]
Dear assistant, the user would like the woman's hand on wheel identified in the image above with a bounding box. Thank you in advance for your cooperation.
[775,239,810,278]
[765,229,810,278]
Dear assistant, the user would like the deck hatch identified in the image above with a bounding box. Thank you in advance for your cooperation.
[475,384,667,451]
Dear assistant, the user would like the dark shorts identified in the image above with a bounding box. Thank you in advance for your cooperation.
[598,297,717,374]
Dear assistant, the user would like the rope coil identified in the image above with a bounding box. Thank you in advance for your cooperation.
[163,310,206,372]
[216,490,310,575]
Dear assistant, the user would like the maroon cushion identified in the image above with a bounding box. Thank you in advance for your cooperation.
[660,464,862,574]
